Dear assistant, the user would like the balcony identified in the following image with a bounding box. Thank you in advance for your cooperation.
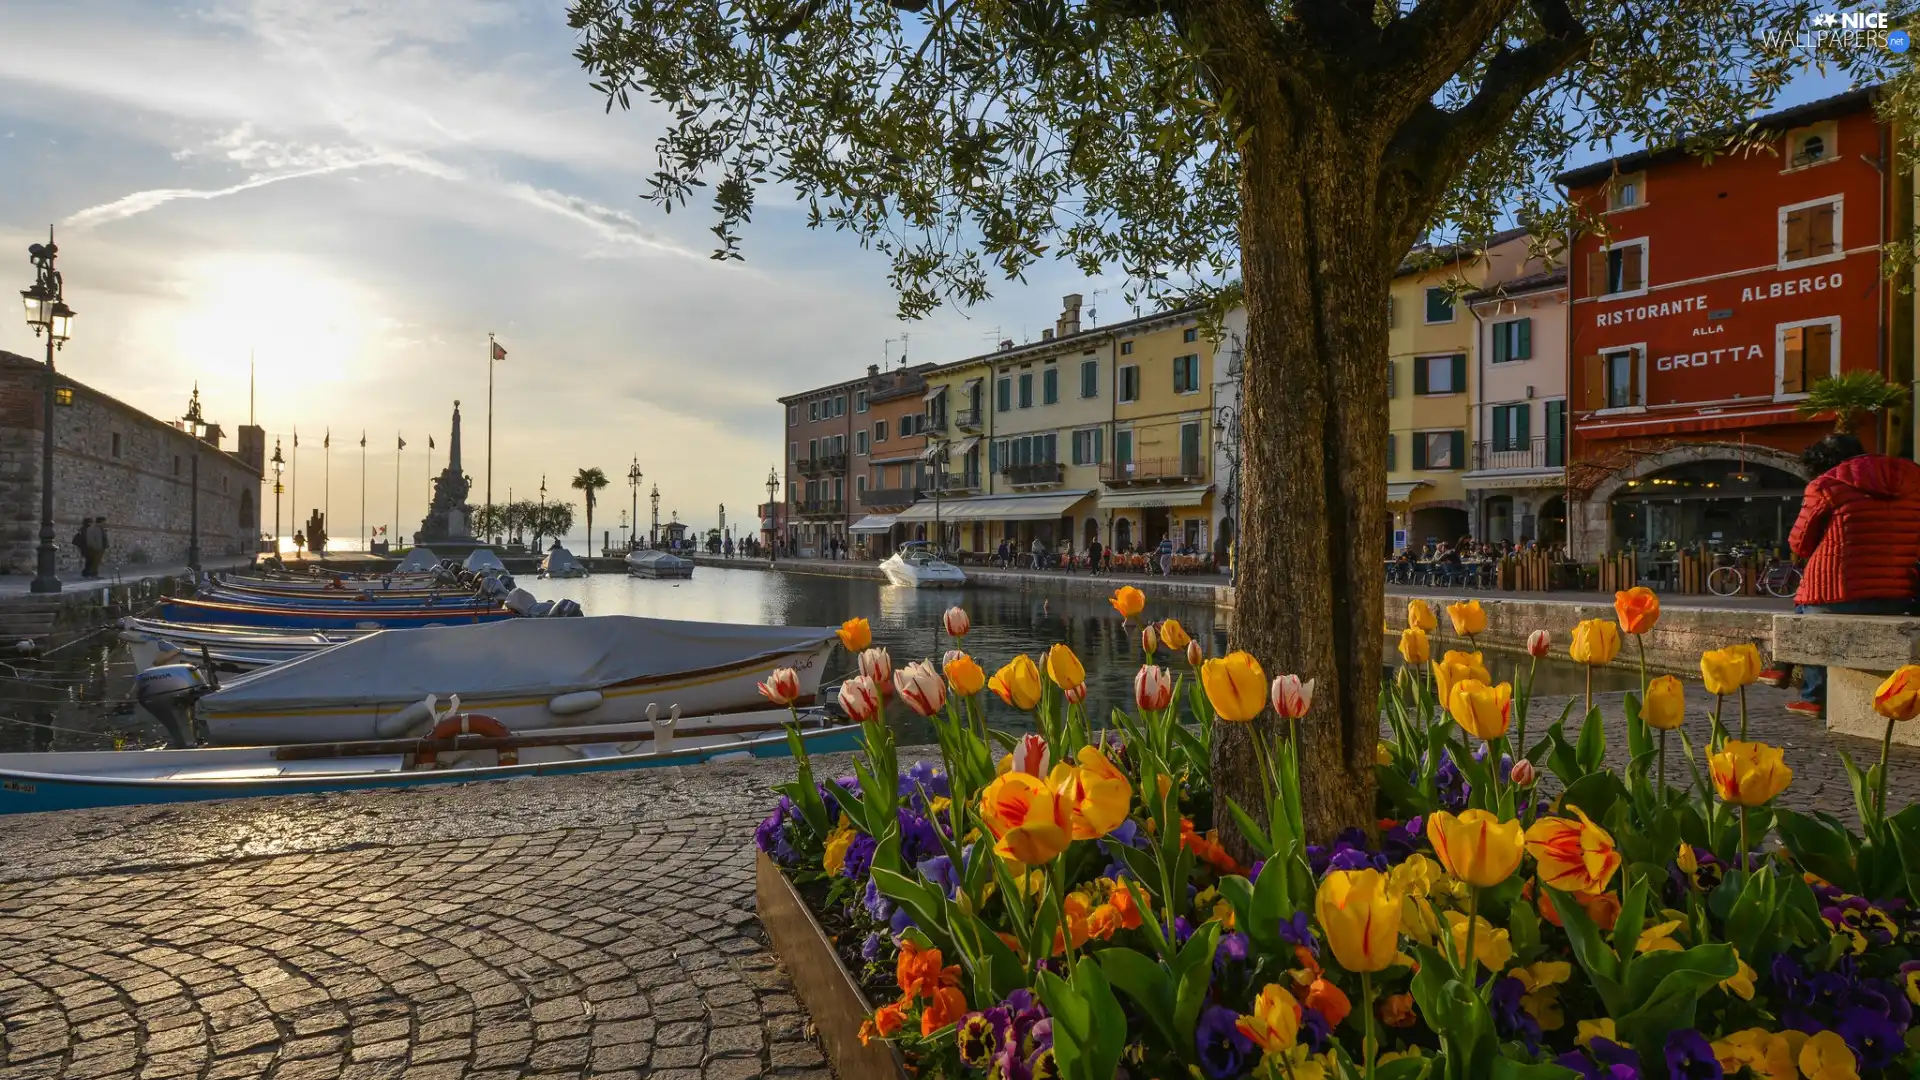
[923,413,949,435]
[796,453,848,476]
[1101,456,1205,486]
[860,487,919,508]
[795,499,846,519]
[955,407,983,431]
[1002,462,1065,487]
[1470,437,1564,472]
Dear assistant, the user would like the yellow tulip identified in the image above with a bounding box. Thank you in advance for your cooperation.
[1614,586,1660,635]
[1447,599,1487,637]
[1873,665,1920,722]
[988,655,1043,711]
[1315,868,1402,973]
[1524,807,1622,895]
[1432,649,1490,704]
[1234,984,1301,1055]
[1047,746,1132,840]
[1709,739,1793,806]
[1397,627,1430,667]
[944,652,987,697]
[1568,619,1621,667]
[1109,585,1145,620]
[1442,910,1512,971]
[1643,674,1686,730]
[1200,651,1268,722]
[1446,680,1512,741]
[1158,618,1191,652]
[836,616,872,653]
[978,771,1071,865]
[1426,809,1525,888]
[1700,645,1762,695]
[1407,598,1438,633]
[1045,643,1086,690]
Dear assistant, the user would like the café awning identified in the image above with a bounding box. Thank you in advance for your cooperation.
[896,491,1092,523]
[920,442,947,461]
[1386,481,1431,505]
[1099,486,1212,510]
[848,515,898,533]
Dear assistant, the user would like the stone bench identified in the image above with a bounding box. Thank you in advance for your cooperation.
[1771,613,1920,745]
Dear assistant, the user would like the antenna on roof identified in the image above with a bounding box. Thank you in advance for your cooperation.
[1087,288,1108,327]
[899,332,909,368]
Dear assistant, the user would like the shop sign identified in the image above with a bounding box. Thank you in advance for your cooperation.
[1654,344,1767,371]
[1739,270,1843,304]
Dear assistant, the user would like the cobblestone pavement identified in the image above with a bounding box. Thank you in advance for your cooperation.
[1,683,1915,1080]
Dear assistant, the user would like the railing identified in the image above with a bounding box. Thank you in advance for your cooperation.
[860,487,919,507]
[955,408,983,430]
[923,413,949,434]
[795,499,845,517]
[796,453,848,475]
[936,473,982,494]
[1002,462,1065,486]
[1101,456,1204,484]
[1470,437,1564,471]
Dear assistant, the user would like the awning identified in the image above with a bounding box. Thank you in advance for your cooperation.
[1575,405,1802,441]
[951,436,980,457]
[1386,481,1431,504]
[896,491,1093,523]
[870,454,919,466]
[962,377,982,391]
[922,385,947,402]
[1462,470,1562,491]
[920,443,946,461]
[849,514,898,533]
[1099,486,1213,510]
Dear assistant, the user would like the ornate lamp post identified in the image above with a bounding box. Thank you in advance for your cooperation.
[271,440,285,561]
[1216,337,1246,585]
[20,229,75,594]
[627,458,643,552]
[764,466,779,564]
[650,484,660,547]
[183,387,207,572]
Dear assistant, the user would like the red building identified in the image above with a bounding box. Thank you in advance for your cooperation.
[1559,89,1908,559]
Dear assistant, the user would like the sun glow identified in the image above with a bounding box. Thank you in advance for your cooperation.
[168,255,374,386]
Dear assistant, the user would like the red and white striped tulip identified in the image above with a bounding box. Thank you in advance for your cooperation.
[1271,674,1315,720]
[1064,682,1087,706]
[1527,630,1551,658]
[839,675,883,723]
[757,667,801,707]
[858,647,894,693]
[894,660,947,717]
[1510,760,1537,787]
[1009,732,1051,777]
[943,606,971,639]
[1135,665,1173,711]
[1141,624,1159,654]
[1186,640,1204,667]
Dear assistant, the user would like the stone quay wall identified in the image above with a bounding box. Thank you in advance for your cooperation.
[0,352,260,576]
[1390,590,1776,674]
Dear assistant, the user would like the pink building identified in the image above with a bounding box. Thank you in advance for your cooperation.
[1463,266,1569,548]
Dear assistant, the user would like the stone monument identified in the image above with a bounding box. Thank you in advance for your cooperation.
[413,400,488,556]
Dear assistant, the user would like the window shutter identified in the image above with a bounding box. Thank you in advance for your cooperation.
[1517,318,1532,359]
[1627,349,1643,406]
[1414,357,1430,395]
[1492,407,1509,451]
[1451,354,1468,394]
[1809,323,1833,376]
[1813,205,1837,255]
[1582,354,1607,410]
[1545,401,1565,466]
[1450,431,1466,470]
[1387,434,1397,471]
[1785,209,1810,261]
[989,441,999,471]
[1093,428,1103,464]
[1492,325,1508,365]
[1412,435,1428,471]
[1514,404,1531,446]
[1386,360,1397,398]
[1622,247,1644,291]
[1587,250,1609,296]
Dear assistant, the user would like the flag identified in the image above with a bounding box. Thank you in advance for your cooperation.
[429,435,435,450]
[360,432,366,448]
[398,435,407,451]
[491,340,507,361]
[324,430,330,449]
[293,429,298,449]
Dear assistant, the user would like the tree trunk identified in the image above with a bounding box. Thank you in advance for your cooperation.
[1217,97,1395,846]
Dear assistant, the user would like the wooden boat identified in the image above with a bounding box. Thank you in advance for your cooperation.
[196,582,500,609]
[627,549,694,578]
[0,709,857,815]
[119,620,366,673]
[158,596,517,630]
[188,615,837,745]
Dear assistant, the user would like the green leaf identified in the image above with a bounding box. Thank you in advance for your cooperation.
[872,866,955,953]
[1223,796,1276,862]
[1559,770,1625,824]
[1544,886,1624,1014]
[1172,919,1221,1050]
[1068,959,1128,1080]
[1377,1055,1436,1080]
[1034,970,1093,1080]
[1490,1058,1580,1080]
[1409,943,1493,1080]
[1609,878,1650,961]
[1096,947,1178,1050]
[1772,807,1862,893]
[1576,704,1607,775]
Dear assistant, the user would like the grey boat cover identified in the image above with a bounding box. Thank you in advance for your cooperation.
[628,550,693,570]
[198,615,835,714]
[463,549,508,573]
[542,546,587,574]
[393,547,441,573]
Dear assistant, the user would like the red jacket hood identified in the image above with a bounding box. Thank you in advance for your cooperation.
[1814,454,1920,501]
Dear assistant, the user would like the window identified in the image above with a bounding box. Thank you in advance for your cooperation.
[1071,428,1105,465]
[1424,287,1455,324]
[808,438,818,461]
[809,401,819,422]
[997,434,1059,469]
[1778,318,1839,398]
[1589,347,1644,410]
[1173,354,1201,394]
[837,395,848,417]
[1780,198,1841,267]
[1607,173,1644,211]
[856,390,868,413]
[787,405,797,425]
[1415,353,1466,395]
[110,433,121,458]
[1387,434,1397,472]
[855,430,869,456]
[830,435,845,457]
[1544,401,1566,467]
[1119,365,1141,403]
[1114,429,1133,470]
[997,377,1013,413]
[1043,367,1059,405]
[1080,359,1098,398]
[899,415,919,437]
[1183,328,1198,343]
[1491,318,1532,363]
[1179,422,1201,476]
[1491,403,1530,453]
[790,441,797,461]
[1587,239,1647,297]
[1413,431,1465,470]
[1386,360,1396,399]
[1120,341,1134,355]
[1786,123,1837,169]
[874,420,888,443]
[1018,373,1034,408]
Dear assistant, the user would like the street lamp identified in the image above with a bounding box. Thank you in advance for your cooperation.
[271,439,285,563]
[20,228,75,594]
[627,458,643,552]
[765,466,779,564]
[650,483,660,547]
[183,386,207,572]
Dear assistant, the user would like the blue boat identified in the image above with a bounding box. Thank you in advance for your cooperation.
[0,711,858,814]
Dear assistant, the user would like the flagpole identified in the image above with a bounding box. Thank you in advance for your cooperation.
[360,432,367,553]
[324,430,331,554]
[290,428,297,559]
[486,332,496,532]
[395,434,402,551]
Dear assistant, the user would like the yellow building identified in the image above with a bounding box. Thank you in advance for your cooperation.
[1105,309,1214,556]
[1386,228,1532,551]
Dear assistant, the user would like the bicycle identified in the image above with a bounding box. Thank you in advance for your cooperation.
[1706,554,1801,598]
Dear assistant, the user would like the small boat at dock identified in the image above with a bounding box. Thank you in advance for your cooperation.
[540,545,588,578]
[627,549,694,579]
[880,541,967,588]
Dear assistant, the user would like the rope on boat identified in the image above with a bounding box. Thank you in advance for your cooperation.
[0,711,139,743]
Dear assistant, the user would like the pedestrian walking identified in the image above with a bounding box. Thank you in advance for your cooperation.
[1087,536,1104,575]
[80,516,108,579]
[1786,432,1920,717]
[1157,534,1174,577]
[71,517,90,576]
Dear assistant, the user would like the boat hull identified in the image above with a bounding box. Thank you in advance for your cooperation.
[879,558,967,588]
[160,598,514,630]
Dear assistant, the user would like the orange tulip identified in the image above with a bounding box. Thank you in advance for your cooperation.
[979,771,1071,864]
[1524,807,1622,895]
[1614,587,1661,635]
[1874,665,1920,723]
[1158,618,1192,651]
[1304,977,1352,1028]
[837,616,872,653]
[1110,585,1145,619]
[944,652,986,696]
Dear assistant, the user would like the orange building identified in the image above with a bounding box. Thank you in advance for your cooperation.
[1560,88,1907,559]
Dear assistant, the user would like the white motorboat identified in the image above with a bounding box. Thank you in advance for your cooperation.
[463,549,509,574]
[392,546,443,573]
[880,542,967,588]
[626,549,694,579]
[540,545,588,578]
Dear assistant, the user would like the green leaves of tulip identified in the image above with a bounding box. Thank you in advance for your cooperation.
[1097,920,1219,1074]
[1036,961,1127,1080]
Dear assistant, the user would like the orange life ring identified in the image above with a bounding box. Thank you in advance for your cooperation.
[326,578,345,590]
[415,713,517,767]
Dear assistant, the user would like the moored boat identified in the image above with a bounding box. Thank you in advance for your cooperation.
[879,542,967,588]
[540,545,588,578]
[627,549,694,578]
[158,595,518,630]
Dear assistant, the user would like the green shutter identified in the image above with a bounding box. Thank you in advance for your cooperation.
[1450,430,1466,470]
[1093,428,1103,464]
[1412,435,1428,470]
[1545,401,1565,466]
[1514,404,1531,446]
[1414,358,1429,395]
[1387,434,1397,472]
[1517,318,1532,360]
[1451,354,1468,393]
[1492,407,1509,450]
[1492,325,1508,364]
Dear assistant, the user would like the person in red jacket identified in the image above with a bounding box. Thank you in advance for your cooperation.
[1785,433,1920,716]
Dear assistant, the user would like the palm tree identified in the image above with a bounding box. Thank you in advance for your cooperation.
[1798,371,1906,434]
[571,467,610,554]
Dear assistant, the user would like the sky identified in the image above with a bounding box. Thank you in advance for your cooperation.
[0,0,1856,548]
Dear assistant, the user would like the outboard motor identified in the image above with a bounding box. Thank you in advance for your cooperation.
[503,588,538,616]
[478,575,510,600]
[134,664,213,749]
[550,598,584,618]
[528,600,556,617]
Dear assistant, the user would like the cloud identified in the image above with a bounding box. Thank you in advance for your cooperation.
[502,184,708,262]
[63,158,387,230]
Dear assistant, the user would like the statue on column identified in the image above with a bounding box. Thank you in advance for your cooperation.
[414,400,476,545]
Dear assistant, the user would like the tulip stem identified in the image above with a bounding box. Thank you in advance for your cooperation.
[1739,805,1751,873]
[1360,970,1378,1080]
[1738,685,1749,742]
[1877,715,1895,825]
[1048,857,1077,977]
[1658,728,1668,795]
[1519,654,1538,761]
[1584,666,1592,723]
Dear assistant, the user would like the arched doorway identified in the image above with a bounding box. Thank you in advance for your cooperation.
[1411,506,1468,549]
[1536,496,1567,550]
[1115,517,1133,552]
[1608,460,1806,552]
[1483,495,1514,545]
[1083,518,1098,548]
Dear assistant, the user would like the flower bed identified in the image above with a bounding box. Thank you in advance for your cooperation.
[755,597,1920,1080]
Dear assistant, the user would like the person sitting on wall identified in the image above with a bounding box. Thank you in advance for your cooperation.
[1785,432,1920,717]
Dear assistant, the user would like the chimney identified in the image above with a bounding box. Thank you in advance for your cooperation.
[867,363,879,379]
[999,339,1015,351]
[1056,293,1083,338]
[1041,328,1054,341]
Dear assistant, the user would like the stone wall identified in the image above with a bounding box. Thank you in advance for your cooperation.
[0,352,261,576]
[1390,589,1777,674]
